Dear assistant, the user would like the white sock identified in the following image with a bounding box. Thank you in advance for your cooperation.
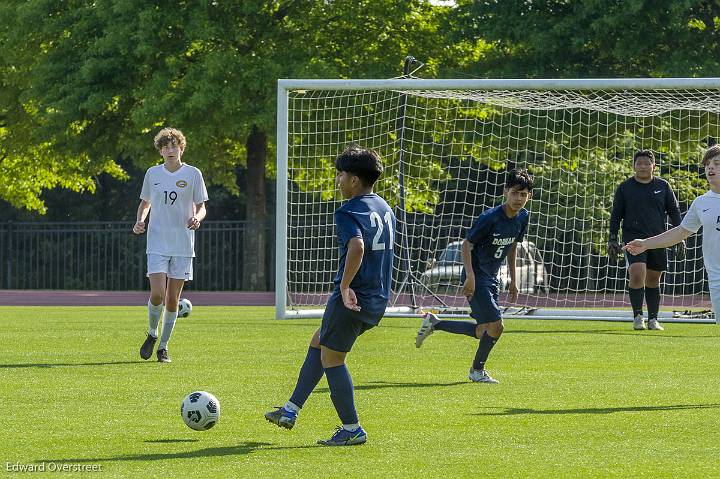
[283,401,300,414]
[342,423,360,432]
[148,300,164,338]
[158,310,178,349]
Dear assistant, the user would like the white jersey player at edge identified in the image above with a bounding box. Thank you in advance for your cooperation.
[133,127,209,362]
[625,144,720,322]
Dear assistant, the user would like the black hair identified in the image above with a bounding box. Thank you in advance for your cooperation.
[335,145,383,187]
[505,168,534,191]
[633,150,655,164]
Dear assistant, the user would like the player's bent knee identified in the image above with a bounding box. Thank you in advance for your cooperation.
[165,296,180,310]
[320,346,346,368]
[487,320,504,337]
[150,292,165,305]
[474,324,485,339]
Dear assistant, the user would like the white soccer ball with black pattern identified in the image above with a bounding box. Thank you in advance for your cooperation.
[181,391,220,431]
[178,298,192,318]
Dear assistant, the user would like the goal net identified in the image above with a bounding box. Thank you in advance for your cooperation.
[276,79,719,321]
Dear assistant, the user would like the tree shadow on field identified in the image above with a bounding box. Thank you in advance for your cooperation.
[471,403,720,417]
[0,361,143,369]
[315,380,467,393]
[508,329,714,339]
[509,329,618,335]
[144,439,199,444]
[37,441,322,463]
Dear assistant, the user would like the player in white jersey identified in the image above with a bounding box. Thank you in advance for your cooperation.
[624,144,720,322]
[133,128,209,362]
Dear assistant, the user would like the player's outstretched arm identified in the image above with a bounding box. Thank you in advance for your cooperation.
[133,200,151,234]
[623,226,693,256]
[188,202,207,230]
[340,237,364,311]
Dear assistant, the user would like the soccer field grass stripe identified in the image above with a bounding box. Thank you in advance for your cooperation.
[2,306,720,478]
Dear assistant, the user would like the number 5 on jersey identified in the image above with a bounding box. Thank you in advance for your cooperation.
[369,211,394,251]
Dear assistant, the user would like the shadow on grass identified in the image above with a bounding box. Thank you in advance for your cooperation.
[0,361,144,369]
[144,439,199,444]
[315,380,467,393]
[508,329,715,338]
[37,441,322,463]
[471,403,720,416]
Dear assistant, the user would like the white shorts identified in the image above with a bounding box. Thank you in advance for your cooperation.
[147,254,193,281]
[710,283,720,324]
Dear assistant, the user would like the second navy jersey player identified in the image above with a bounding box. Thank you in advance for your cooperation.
[462,205,529,284]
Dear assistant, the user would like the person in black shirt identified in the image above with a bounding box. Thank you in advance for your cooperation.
[608,150,683,331]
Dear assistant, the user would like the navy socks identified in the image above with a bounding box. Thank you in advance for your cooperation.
[288,347,323,408]
[434,320,477,338]
[324,364,358,425]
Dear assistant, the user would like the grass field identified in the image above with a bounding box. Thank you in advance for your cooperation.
[3,306,720,478]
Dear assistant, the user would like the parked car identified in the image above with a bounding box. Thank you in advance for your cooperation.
[419,240,549,294]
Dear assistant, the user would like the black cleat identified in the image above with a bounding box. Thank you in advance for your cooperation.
[157,348,171,363]
[140,333,157,360]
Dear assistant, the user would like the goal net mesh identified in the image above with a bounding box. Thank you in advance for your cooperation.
[283,86,717,317]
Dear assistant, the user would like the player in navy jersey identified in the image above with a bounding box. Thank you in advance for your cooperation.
[415,169,533,384]
[265,146,395,446]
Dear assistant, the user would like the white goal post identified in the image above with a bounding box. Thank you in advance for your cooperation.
[276,78,720,322]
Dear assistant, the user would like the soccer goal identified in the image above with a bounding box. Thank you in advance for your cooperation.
[276,78,720,322]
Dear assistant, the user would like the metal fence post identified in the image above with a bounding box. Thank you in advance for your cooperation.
[5,221,13,289]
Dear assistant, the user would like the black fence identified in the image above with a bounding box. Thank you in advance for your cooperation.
[0,221,274,291]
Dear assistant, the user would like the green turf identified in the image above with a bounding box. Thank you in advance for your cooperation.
[2,306,720,478]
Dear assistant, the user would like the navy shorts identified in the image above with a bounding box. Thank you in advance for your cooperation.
[468,280,502,324]
[319,293,380,353]
[625,248,667,272]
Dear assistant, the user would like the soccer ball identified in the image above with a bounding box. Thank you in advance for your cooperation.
[181,391,220,431]
[178,298,192,318]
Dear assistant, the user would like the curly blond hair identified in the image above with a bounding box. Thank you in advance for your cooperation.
[153,127,187,151]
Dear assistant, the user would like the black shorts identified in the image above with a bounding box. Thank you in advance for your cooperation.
[319,293,380,353]
[625,248,667,272]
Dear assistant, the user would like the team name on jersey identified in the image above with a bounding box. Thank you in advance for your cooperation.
[492,237,515,246]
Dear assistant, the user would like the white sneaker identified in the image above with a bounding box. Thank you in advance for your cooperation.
[415,312,438,348]
[633,314,646,330]
[468,367,499,384]
[648,319,664,331]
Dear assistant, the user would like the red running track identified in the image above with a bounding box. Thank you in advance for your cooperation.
[0,290,275,306]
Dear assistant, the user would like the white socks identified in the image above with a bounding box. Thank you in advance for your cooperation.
[159,310,178,350]
[148,300,164,338]
[283,401,301,414]
[342,423,360,431]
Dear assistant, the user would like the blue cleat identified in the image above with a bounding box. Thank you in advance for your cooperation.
[317,426,367,446]
[264,407,297,430]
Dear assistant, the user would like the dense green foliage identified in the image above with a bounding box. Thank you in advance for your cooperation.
[0,0,453,212]
[3,1,720,279]
[452,0,720,78]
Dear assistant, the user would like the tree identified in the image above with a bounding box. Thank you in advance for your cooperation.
[0,0,463,289]
[450,0,720,78]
